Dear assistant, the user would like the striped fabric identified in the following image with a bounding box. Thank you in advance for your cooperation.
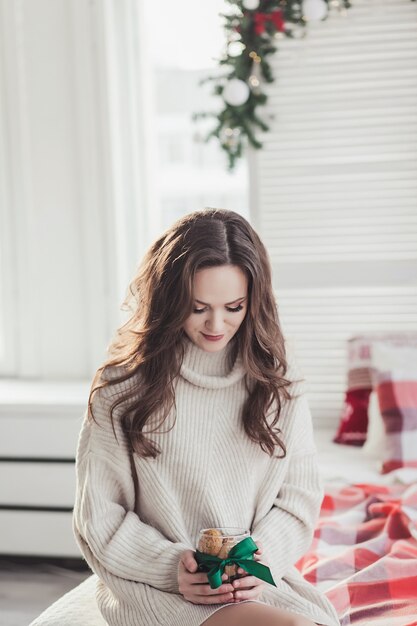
[347,334,417,390]
[296,481,417,626]
[333,387,371,446]
[371,343,417,474]
[333,334,417,446]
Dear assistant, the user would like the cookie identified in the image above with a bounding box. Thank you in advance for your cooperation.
[197,528,223,556]
[217,537,238,577]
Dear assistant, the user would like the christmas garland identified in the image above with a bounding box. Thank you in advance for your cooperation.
[193,0,354,171]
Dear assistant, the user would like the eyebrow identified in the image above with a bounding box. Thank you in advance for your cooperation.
[194,297,247,306]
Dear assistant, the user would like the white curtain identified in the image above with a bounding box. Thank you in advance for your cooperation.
[0,0,149,379]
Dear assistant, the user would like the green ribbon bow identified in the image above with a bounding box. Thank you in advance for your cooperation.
[195,536,276,590]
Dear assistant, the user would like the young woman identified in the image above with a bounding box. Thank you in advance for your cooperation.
[72,208,340,626]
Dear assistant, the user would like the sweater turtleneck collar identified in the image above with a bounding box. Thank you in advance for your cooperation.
[179,335,246,389]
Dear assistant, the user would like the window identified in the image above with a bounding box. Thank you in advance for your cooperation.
[143,0,249,235]
[252,0,417,427]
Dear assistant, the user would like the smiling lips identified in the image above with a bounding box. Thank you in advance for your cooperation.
[202,333,224,341]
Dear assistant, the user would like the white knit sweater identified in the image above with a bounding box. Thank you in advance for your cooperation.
[72,337,340,626]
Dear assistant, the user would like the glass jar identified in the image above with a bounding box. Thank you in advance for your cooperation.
[197,527,251,583]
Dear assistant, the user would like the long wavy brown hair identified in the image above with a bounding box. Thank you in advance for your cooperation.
[88,208,298,459]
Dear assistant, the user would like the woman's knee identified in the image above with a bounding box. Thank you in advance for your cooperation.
[289,616,317,626]
[202,602,316,626]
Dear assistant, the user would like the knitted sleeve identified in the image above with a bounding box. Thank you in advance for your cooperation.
[72,382,191,594]
[250,374,324,584]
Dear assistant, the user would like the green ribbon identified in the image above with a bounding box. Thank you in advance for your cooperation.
[195,536,276,590]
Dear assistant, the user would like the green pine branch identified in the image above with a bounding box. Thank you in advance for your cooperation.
[193,0,366,170]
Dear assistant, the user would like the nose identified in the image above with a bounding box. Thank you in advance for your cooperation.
[205,310,225,334]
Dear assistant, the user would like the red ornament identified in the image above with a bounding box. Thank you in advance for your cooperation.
[253,9,285,35]
[270,9,285,32]
[254,13,267,34]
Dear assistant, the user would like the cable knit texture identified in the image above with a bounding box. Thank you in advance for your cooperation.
[72,336,340,626]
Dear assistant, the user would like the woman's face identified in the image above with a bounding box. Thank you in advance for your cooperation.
[183,264,248,352]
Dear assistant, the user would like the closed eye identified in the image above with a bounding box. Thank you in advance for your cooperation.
[193,304,244,314]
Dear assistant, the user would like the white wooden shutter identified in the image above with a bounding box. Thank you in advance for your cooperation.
[250,0,417,428]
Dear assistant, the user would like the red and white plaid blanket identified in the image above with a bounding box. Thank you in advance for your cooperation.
[296,482,417,626]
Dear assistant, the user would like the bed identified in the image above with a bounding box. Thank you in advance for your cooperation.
[29,335,417,625]
[305,336,417,625]
[29,427,417,626]
[303,429,417,626]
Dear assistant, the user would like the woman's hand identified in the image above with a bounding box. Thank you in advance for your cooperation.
[231,539,267,603]
[178,549,235,605]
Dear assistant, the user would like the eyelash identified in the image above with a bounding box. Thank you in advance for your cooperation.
[193,304,244,314]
